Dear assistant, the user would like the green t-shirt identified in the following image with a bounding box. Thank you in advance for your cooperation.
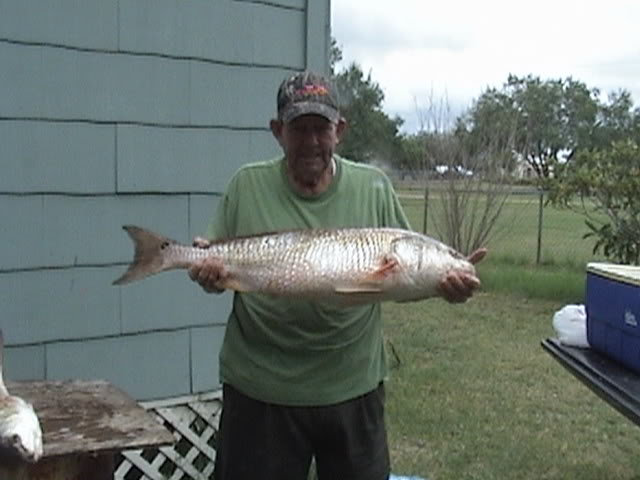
[206,155,411,406]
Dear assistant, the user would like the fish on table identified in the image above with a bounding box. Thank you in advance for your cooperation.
[113,225,478,305]
[0,330,43,463]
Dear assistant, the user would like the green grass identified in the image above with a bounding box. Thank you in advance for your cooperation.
[383,293,640,480]
[400,191,603,268]
[377,190,640,478]
[398,189,607,302]
[476,263,585,303]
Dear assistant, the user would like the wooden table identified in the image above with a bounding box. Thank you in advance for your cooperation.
[0,380,174,480]
[541,338,640,426]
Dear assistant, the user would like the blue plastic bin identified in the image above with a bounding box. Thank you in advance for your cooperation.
[586,263,640,373]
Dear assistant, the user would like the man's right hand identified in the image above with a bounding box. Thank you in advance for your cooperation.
[189,237,228,293]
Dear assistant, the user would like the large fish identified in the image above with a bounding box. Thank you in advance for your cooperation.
[0,330,43,463]
[113,226,477,305]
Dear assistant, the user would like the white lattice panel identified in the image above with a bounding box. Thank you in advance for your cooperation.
[115,391,222,480]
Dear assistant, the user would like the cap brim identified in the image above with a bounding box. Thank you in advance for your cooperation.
[280,102,339,123]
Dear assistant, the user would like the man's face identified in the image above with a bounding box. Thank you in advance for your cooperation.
[271,114,346,189]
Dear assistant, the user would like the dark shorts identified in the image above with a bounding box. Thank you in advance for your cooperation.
[214,383,390,480]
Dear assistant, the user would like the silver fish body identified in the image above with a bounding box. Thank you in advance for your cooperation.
[0,331,43,463]
[114,226,476,305]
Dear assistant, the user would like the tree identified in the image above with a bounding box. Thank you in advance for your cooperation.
[409,96,518,254]
[397,132,429,177]
[461,75,600,180]
[330,39,404,164]
[454,94,520,178]
[333,63,404,164]
[549,140,640,264]
[548,89,640,264]
[329,37,342,75]
[592,89,640,148]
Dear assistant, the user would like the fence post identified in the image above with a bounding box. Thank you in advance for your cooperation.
[536,189,544,264]
[422,184,429,234]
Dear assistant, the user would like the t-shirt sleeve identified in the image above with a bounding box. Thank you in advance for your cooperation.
[205,175,240,240]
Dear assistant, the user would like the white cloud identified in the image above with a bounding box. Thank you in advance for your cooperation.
[332,0,640,132]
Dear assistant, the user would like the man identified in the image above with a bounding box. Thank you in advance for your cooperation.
[189,71,484,480]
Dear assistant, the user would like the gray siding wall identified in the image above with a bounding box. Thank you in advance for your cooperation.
[0,0,331,400]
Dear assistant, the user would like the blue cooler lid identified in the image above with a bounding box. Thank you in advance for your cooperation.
[587,262,640,286]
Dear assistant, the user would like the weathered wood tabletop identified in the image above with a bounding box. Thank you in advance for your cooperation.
[7,379,174,459]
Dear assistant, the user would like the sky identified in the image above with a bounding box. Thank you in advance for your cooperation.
[331,0,640,133]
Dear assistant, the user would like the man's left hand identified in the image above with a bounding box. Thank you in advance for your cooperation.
[438,248,487,303]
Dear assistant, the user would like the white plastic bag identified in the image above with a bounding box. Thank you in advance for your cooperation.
[552,304,590,348]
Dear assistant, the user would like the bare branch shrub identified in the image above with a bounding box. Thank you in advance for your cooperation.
[414,93,520,255]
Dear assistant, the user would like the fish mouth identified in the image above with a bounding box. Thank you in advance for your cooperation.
[0,438,40,464]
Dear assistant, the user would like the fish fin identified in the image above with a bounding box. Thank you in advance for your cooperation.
[359,256,399,283]
[334,286,384,294]
[371,256,399,278]
[218,276,252,293]
[334,257,399,294]
[113,226,176,285]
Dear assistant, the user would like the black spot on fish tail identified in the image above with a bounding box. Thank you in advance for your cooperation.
[112,225,177,285]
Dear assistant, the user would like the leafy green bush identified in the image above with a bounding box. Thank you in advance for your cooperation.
[550,140,640,264]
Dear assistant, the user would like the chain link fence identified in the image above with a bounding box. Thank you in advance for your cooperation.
[396,184,605,269]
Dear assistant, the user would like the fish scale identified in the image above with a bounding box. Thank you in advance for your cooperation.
[114,226,476,305]
[194,229,396,293]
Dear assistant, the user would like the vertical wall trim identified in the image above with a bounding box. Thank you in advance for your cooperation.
[114,125,119,193]
[326,0,332,74]
[304,0,330,74]
[304,0,310,70]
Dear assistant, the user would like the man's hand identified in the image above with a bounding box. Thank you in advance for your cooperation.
[438,248,487,303]
[188,237,228,293]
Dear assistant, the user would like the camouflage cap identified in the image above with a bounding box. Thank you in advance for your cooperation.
[276,71,340,123]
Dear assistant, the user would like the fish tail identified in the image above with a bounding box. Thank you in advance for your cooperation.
[112,225,175,285]
[0,329,8,396]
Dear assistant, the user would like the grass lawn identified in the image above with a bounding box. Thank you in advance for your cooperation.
[397,190,608,303]
[382,189,640,479]
[398,190,606,271]
[383,292,640,480]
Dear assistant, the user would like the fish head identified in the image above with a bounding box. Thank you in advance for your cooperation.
[391,233,476,297]
[0,396,44,463]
